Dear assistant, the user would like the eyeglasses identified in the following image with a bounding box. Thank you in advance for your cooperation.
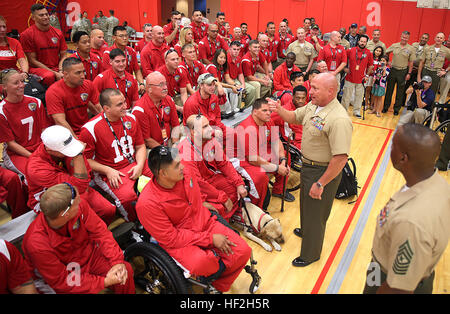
[148,82,167,88]
[61,182,77,217]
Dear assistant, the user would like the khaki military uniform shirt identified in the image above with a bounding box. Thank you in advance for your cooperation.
[421,44,450,72]
[366,40,386,53]
[386,43,415,70]
[340,38,350,50]
[294,98,353,163]
[286,40,317,68]
[411,42,428,68]
[371,170,450,291]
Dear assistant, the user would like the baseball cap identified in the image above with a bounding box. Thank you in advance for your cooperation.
[421,75,432,83]
[350,23,358,28]
[311,24,319,30]
[41,125,84,157]
[197,73,217,85]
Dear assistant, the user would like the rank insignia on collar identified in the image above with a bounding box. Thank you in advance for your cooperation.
[392,240,414,275]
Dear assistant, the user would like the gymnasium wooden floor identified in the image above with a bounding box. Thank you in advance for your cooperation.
[228,104,450,294]
[1,99,449,295]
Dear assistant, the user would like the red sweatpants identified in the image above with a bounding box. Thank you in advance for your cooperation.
[80,189,117,225]
[0,167,30,218]
[205,173,240,221]
[239,161,269,209]
[95,162,152,222]
[165,220,251,292]
[29,68,56,88]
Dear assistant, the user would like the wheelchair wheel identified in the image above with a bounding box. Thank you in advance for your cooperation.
[125,242,191,294]
[434,120,450,144]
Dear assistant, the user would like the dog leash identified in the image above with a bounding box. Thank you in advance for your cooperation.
[239,198,274,234]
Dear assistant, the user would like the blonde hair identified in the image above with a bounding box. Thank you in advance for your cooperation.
[0,69,19,85]
[40,184,72,219]
[179,26,193,48]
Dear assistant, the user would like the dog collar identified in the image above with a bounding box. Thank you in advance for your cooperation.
[257,213,273,232]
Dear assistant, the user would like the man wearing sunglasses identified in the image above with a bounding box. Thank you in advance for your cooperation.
[136,145,251,293]
[23,183,135,294]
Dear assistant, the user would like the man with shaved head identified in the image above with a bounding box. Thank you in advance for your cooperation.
[177,114,247,221]
[364,123,450,294]
[418,32,450,95]
[317,31,347,79]
[198,23,229,65]
[131,72,180,149]
[90,29,107,59]
[140,25,170,78]
[269,72,353,267]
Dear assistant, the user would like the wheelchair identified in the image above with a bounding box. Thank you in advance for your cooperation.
[109,176,262,294]
[268,133,303,193]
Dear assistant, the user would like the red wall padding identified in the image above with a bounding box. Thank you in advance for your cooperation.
[1,0,448,48]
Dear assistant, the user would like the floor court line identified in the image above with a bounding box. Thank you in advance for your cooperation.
[310,125,394,294]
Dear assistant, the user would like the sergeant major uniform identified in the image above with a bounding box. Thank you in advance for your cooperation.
[420,44,450,95]
[363,170,450,293]
[383,42,415,114]
[293,98,352,263]
[286,40,317,73]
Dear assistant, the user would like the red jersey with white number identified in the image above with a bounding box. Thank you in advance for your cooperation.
[46,79,99,135]
[80,113,144,170]
[20,25,67,71]
[131,93,179,145]
[0,38,26,71]
[0,96,51,155]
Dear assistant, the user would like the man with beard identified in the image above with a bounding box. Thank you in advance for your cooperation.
[341,34,374,118]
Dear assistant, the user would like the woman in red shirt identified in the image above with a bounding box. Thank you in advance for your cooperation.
[0,16,29,77]
[207,49,241,116]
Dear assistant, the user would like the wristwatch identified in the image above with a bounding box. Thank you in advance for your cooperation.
[315,182,323,189]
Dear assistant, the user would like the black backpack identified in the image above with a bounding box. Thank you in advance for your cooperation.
[335,157,359,202]
[24,75,47,106]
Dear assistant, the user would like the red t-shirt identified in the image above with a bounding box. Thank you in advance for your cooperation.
[0,38,25,71]
[156,65,187,97]
[345,46,373,84]
[236,114,278,162]
[69,51,103,81]
[178,60,206,88]
[0,96,51,155]
[0,239,33,294]
[163,23,183,47]
[226,53,243,80]
[190,21,209,44]
[183,90,226,131]
[267,35,279,62]
[102,44,139,75]
[140,41,170,78]
[317,44,347,72]
[20,25,67,71]
[131,93,180,145]
[93,69,139,109]
[206,63,225,82]
[241,51,266,77]
[80,112,144,170]
[198,36,229,62]
[277,33,295,59]
[46,79,99,135]
[273,62,301,92]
